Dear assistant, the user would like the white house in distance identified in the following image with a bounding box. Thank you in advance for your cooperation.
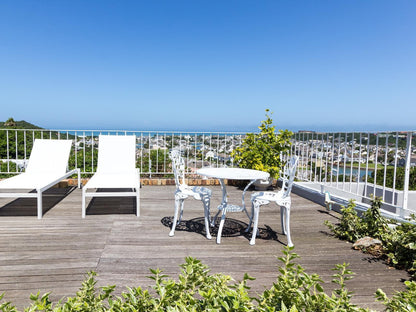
[205,151,215,160]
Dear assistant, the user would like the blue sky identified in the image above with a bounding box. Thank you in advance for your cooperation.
[0,1,415,132]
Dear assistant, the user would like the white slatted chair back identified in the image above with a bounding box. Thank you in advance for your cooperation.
[97,135,136,173]
[26,139,72,175]
[169,149,186,187]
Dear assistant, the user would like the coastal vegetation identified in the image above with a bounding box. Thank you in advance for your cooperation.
[0,118,67,176]
[0,118,42,130]
[0,118,71,160]
[368,167,416,191]
[1,248,415,311]
[138,149,170,176]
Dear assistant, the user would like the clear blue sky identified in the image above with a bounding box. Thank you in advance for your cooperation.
[1,1,415,132]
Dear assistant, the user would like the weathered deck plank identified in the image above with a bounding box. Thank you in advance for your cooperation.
[0,185,410,310]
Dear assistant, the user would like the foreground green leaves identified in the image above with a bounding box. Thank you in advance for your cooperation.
[257,248,369,312]
[375,281,416,312]
[1,248,415,311]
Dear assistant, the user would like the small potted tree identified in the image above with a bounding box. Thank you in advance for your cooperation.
[231,109,293,189]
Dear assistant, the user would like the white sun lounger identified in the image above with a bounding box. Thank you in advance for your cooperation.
[82,135,140,218]
[0,139,80,219]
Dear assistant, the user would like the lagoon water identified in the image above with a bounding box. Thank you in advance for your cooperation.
[335,167,374,180]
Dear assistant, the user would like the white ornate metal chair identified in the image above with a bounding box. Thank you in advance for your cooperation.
[169,149,212,239]
[249,156,299,246]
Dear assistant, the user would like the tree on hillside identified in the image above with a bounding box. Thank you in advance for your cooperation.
[4,118,16,128]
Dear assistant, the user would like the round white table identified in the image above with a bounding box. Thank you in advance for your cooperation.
[197,168,270,181]
[196,167,269,244]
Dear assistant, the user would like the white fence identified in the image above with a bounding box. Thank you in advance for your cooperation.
[1,128,415,217]
[290,131,416,217]
[0,129,245,177]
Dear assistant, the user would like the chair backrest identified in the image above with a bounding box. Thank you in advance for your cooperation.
[26,139,72,175]
[169,149,186,187]
[97,135,136,173]
[281,156,299,197]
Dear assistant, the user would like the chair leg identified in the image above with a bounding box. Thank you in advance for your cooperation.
[280,207,286,235]
[178,199,185,223]
[245,201,255,233]
[284,204,293,247]
[202,195,212,240]
[249,201,261,245]
[211,209,221,227]
[216,210,227,244]
[136,188,140,217]
[37,191,42,219]
[169,197,182,237]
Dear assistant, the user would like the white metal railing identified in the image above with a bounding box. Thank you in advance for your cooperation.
[1,128,415,216]
[0,129,246,177]
[290,131,416,217]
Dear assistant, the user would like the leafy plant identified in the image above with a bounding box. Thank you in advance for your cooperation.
[368,167,416,191]
[0,293,17,312]
[68,148,98,176]
[0,161,19,178]
[0,249,375,312]
[144,256,255,311]
[231,109,293,180]
[325,197,416,277]
[382,214,416,272]
[324,200,364,242]
[257,247,368,312]
[376,281,416,312]
[2,249,416,311]
[361,196,389,240]
[137,149,170,177]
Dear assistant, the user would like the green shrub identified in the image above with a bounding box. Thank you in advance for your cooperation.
[68,148,98,176]
[376,281,416,312]
[361,197,389,240]
[382,214,416,272]
[1,248,416,311]
[0,257,255,312]
[368,167,416,191]
[0,249,376,312]
[0,161,18,178]
[324,200,364,242]
[257,247,368,312]
[231,109,292,180]
[325,197,416,277]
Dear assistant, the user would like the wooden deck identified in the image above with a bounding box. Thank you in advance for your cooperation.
[0,185,410,310]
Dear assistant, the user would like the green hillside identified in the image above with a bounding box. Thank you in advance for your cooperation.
[0,118,43,129]
[0,118,76,165]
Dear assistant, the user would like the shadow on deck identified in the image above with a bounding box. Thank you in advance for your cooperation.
[0,185,410,310]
